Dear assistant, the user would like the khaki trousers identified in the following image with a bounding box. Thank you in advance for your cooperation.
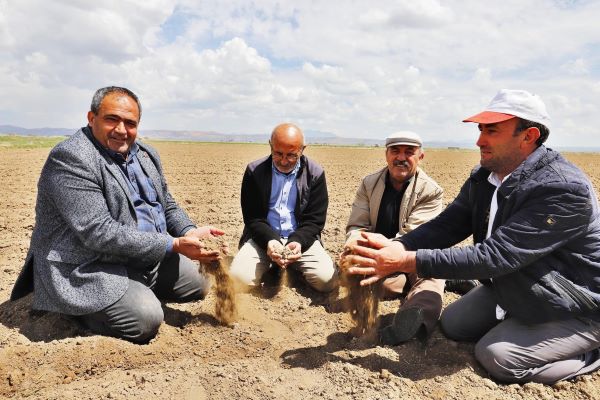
[230,239,338,292]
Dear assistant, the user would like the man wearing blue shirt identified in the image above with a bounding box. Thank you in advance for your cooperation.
[11,86,226,343]
[230,123,337,292]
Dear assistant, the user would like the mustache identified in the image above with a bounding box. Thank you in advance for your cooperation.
[393,160,410,167]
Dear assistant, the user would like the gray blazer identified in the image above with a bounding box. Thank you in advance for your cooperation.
[10,128,195,315]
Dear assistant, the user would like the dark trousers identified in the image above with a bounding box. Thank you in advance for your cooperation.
[441,285,600,384]
[80,253,210,343]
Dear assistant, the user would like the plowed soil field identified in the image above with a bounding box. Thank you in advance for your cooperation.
[1,140,599,399]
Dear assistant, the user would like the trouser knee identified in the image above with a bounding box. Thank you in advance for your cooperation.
[228,263,257,287]
[474,338,520,382]
[130,302,164,343]
[440,309,467,341]
[83,290,165,344]
[110,295,165,344]
[305,269,339,292]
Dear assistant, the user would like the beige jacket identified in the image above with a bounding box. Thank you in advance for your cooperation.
[345,166,443,244]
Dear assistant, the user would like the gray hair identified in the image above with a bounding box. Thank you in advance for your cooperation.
[90,86,142,118]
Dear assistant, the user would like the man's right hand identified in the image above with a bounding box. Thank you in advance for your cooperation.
[172,236,221,263]
[267,240,286,268]
[345,232,417,286]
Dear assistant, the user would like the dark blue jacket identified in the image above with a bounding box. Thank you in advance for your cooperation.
[401,146,600,323]
[238,155,328,252]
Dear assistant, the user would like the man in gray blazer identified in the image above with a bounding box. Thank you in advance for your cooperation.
[11,86,226,343]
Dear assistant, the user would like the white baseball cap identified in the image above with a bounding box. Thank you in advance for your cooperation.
[385,131,422,147]
[463,89,551,129]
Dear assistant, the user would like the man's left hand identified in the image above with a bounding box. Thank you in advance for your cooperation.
[282,241,302,266]
[185,226,225,239]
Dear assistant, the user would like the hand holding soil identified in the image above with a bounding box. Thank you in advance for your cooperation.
[267,240,300,268]
[172,236,221,262]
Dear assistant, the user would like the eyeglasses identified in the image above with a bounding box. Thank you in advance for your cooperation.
[271,148,302,162]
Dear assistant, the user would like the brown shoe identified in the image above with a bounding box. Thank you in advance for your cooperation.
[379,307,425,346]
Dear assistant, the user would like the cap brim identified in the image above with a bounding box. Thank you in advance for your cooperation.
[462,111,516,124]
[386,141,421,148]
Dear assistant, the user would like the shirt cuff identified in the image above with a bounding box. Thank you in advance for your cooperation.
[165,236,175,255]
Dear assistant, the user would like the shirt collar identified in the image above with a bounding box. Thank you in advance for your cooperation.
[487,171,511,188]
[271,158,301,177]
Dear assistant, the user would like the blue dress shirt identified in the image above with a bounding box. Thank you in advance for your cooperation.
[267,161,300,238]
[85,127,174,253]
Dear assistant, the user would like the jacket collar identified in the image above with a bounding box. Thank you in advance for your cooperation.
[470,146,556,184]
[498,145,557,197]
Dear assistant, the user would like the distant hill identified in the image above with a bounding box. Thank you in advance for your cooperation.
[0,125,73,136]
[0,124,475,149]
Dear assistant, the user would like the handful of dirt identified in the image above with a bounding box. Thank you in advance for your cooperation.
[271,242,296,262]
[199,236,238,326]
[265,242,292,288]
[339,247,382,337]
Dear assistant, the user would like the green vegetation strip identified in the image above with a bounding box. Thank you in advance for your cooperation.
[0,135,66,149]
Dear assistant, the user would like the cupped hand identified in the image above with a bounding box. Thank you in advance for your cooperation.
[173,236,221,263]
[282,241,302,266]
[267,240,286,268]
[185,226,229,254]
[344,232,416,286]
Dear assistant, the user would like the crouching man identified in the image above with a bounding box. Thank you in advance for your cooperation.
[11,86,226,343]
[344,131,445,344]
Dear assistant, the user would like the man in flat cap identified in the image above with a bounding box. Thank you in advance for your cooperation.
[344,89,600,384]
[343,131,445,344]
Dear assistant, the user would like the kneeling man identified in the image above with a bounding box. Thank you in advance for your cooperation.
[11,86,226,343]
[345,131,445,344]
[230,123,337,292]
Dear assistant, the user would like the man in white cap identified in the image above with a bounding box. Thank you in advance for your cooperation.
[343,131,445,344]
[343,89,600,384]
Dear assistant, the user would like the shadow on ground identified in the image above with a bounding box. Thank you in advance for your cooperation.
[281,328,481,381]
[0,295,218,342]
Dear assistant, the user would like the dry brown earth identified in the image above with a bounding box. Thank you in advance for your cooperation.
[0,141,599,399]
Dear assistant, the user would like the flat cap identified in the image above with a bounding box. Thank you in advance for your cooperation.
[385,131,422,147]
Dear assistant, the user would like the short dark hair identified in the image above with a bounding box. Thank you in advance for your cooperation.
[513,117,549,147]
[90,86,142,118]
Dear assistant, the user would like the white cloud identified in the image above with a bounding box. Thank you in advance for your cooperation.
[561,58,590,75]
[0,0,599,147]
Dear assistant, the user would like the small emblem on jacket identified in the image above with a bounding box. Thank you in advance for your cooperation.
[546,216,556,226]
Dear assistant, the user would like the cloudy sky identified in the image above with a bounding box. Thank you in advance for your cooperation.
[1,0,599,147]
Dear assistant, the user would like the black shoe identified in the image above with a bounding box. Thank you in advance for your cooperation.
[379,307,425,346]
[445,279,479,295]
